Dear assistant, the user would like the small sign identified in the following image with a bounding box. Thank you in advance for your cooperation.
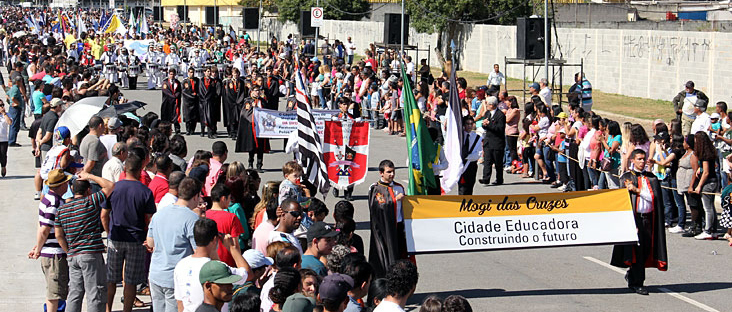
[311,7,323,27]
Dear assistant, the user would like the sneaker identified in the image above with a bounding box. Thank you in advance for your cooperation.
[33,192,40,200]
[668,226,684,234]
[694,232,714,240]
[551,182,562,189]
[557,184,567,192]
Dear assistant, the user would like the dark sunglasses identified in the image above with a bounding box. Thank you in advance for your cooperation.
[285,210,302,218]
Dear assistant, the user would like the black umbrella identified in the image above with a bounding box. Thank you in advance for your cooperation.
[96,101,147,118]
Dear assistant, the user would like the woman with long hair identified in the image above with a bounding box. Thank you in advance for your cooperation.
[628,124,651,170]
[619,122,633,175]
[677,135,701,237]
[689,132,718,239]
[268,267,301,312]
[251,180,281,230]
[505,96,521,168]
[599,120,622,188]
[654,134,688,233]
[565,106,585,191]
[226,176,252,249]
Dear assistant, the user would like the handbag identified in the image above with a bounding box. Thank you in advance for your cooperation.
[600,156,613,172]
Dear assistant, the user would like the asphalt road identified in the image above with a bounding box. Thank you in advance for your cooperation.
[1,80,731,312]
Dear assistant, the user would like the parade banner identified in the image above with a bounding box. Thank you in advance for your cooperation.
[253,108,338,139]
[123,39,154,60]
[323,121,370,190]
[404,189,638,254]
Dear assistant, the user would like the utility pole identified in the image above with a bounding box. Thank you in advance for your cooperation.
[257,0,261,52]
[400,0,404,55]
[314,0,319,60]
[544,0,549,81]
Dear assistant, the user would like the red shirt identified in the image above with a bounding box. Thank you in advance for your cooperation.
[206,209,244,267]
[148,174,169,204]
[119,171,152,186]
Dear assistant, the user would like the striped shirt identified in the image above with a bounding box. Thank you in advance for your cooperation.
[38,191,66,258]
[55,192,107,257]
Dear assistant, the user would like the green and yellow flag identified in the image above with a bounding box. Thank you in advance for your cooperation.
[401,63,437,195]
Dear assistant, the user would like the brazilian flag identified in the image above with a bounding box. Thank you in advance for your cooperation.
[401,63,437,195]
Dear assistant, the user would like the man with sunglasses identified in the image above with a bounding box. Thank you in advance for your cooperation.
[267,199,304,254]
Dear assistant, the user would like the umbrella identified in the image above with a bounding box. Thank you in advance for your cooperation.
[96,101,147,118]
[12,31,27,38]
[55,97,107,136]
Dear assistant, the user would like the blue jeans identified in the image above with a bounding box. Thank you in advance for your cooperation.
[660,177,677,225]
[7,105,20,145]
[347,54,354,65]
[318,89,327,109]
[503,137,511,168]
[542,145,556,181]
[670,178,686,228]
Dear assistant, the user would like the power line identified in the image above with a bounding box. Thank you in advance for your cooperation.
[408,0,532,24]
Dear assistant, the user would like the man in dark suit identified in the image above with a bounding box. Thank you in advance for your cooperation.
[479,96,506,185]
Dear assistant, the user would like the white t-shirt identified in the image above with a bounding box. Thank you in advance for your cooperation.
[267,230,303,254]
[0,113,9,142]
[345,42,356,56]
[101,156,123,183]
[691,112,711,137]
[173,256,248,312]
[540,87,552,106]
[99,134,117,160]
[373,300,405,312]
[259,272,276,312]
[157,193,178,209]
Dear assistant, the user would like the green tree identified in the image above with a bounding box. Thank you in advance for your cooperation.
[405,0,530,68]
[274,0,371,24]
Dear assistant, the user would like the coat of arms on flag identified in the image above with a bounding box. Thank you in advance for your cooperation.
[323,120,370,190]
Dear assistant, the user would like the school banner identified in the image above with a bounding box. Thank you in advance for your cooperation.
[404,189,638,254]
[123,39,154,60]
[253,108,339,139]
[323,121,370,190]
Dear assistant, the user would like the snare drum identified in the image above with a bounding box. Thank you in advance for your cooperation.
[117,65,127,72]
[128,65,141,77]
[105,64,116,72]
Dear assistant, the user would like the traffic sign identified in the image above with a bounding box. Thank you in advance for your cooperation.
[311,7,323,27]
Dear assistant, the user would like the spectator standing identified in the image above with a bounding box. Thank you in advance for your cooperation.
[148,155,173,204]
[28,169,71,312]
[7,76,25,146]
[302,221,338,276]
[672,81,708,134]
[207,183,245,267]
[479,97,506,186]
[36,98,63,160]
[486,64,505,96]
[101,142,127,183]
[690,132,719,240]
[690,100,711,138]
[147,177,202,312]
[251,197,279,254]
[343,258,374,312]
[0,101,10,177]
[345,37,356,65]
[54,171,114,312]
[373,260,419,312]
[79,116,109,192]
[267,199,304,254]
[318,274,355,312]
[206,141,228,195]
[158,171,187,209]
[196,261,244,312]
[103,153,156,312]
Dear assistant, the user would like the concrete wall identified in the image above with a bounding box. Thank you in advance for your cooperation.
[275,19,732,103]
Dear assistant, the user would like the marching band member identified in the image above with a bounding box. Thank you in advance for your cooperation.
[154,44,167,88]
[127,50,142,90]
[116,48,131,89]
[161,69,182,134]
[100,44,117,83]
[166,49,181,78]
[235,85,268,173]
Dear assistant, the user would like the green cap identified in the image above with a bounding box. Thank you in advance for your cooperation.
[199,261,243,284]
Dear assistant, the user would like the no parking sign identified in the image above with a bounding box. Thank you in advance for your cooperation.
[311,7,323,27]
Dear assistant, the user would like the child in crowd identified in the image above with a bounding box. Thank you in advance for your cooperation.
[278,160,310,205]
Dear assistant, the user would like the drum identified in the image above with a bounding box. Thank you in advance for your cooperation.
[194,67,204,78]
[104,64,116,73]
[117,65,127,72]
[128,65,141,77]
[149,64,159,72]
[93,64,103,72]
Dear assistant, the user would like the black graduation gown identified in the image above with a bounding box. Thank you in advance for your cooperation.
[368,181,410,278]
[182,77,200,122]
[161,78,182,123]
[263,76,280,110]
[610,171,669,271]
[235,97,270,153]
[223,77,248,127]
[199,77,222,126]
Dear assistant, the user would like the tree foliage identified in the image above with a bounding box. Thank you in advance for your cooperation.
[275,0,371,24]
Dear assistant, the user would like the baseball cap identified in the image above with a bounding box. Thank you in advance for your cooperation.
[685,81,695,89]
[653,131,670,141]
[319,273,354,302]
[556,112,568,119]
[49,98,63,108]
[306,221,339,243]
[107,117,122,130]
[529,82,540,90]
[54,126,71,142]
[694,99,707,109]
[242,249,273,269]
[199,260,243,284]
[282,294,316,312]
[711,113,721,119]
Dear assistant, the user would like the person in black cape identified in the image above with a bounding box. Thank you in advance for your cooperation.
[263,69,281,110]
[181,67,200,135]
[234,86,269,172]
[223,67,248,140]
[368,159,412,278]
[160,68,182,134]
[199,66,222,139]
[610,148,668,295]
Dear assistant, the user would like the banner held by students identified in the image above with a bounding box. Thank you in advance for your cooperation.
[253,108,338,139]
[323,120,370,190]
[403,189,638,254]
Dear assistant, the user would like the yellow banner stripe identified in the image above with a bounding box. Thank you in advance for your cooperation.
[404,189,632,219]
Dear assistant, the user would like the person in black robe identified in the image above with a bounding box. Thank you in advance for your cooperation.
[234,86,269,172]
[223,68,248,140]
[161,69,182,134]
[368,159,412,278]
[182,67,200,135]
[199,66,222,139]
[263,70,281,110]
[610,149,668,295]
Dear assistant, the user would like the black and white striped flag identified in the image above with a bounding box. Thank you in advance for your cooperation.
[294,55,330,196]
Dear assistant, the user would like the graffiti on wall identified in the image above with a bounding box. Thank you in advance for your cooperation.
[623,34,711,66]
